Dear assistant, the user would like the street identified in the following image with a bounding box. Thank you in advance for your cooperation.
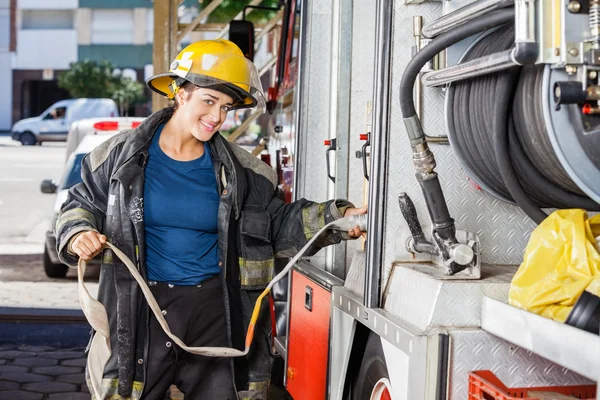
[0,136,63,254]
[0,136,98,310]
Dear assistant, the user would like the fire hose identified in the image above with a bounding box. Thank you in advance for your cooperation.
[401,7,599,226]
[446,25,600,223]
[78,214,367,398]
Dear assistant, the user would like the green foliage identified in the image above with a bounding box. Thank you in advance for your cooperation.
[58,59,116,99]
[112,75,145,116]
[197,0,281,24]
[58,59,146,116]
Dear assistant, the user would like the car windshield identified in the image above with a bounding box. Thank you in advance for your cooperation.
[60,153,86,190]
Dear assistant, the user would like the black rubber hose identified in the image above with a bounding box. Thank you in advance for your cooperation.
[507,121,600,210]
[400,8,515,118]
[459,27,516,198]
[512,65,583,194]
[445,25,600,220]
[493,68,548,223]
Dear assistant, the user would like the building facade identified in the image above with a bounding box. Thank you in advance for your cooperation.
[5,0,184,130]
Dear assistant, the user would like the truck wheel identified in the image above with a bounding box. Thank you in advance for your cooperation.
[20,131,36,146]
[44,247,68,278]
[352,333,391,400]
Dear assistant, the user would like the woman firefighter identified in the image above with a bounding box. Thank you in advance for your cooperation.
[55,39,366,399]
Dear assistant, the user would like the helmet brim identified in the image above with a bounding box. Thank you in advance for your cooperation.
[146,72,179,98]
[146,72,259,110]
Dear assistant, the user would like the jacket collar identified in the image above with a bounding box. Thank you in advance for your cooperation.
[118,107,247,220]
[118,107,174,164]
[209,133,247,220]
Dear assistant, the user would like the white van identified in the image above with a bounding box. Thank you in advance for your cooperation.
[11,98,118,146]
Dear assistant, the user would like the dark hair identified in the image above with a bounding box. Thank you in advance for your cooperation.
[173,80,198,110]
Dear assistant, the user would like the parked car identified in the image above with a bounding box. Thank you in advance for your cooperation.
[11,98,118,146]
[39,117,140,278]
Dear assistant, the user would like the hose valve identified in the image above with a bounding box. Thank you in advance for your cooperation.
[398,192,480,278]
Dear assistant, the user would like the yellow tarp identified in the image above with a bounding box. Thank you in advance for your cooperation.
[509,209,600,322]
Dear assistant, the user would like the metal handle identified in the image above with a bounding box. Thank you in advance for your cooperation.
[361,134,370,180]
[325,138,337,183]
[304,286,313,311]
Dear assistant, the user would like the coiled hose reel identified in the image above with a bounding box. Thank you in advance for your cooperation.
[445,24,600,223]
[399,8,600,276]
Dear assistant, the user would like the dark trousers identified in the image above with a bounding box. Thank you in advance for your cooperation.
[142,276,237,400]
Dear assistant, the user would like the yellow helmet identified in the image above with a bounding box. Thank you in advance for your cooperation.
[146,39,265,113]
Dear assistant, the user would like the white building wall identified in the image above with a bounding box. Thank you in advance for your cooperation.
[14,29,77,69]
[90,9,134,44]
[75,8,91,45]
[133,8,146,45]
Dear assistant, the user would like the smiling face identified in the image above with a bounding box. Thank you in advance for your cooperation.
[175,85,234,142]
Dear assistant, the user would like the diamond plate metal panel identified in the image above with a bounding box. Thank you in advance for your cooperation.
[344,250,366,297]
[312,0,332,15]
[383,0,538,287]
[448,329,592,399]
[295,4,335,266]
[297,12,332,203]
[348,0,376,208]
[345,0,377,265]
[383,264,516,332]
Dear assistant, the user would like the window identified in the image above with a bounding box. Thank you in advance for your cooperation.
[21,10,74,30]
[146,9,153,44]
[44,106,67,120]
[60,153,85,190]
[91,9,133,44]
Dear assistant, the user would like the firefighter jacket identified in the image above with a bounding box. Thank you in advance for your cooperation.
[55,107,353,399]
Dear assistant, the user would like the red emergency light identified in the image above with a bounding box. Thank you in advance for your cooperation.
[93,121,119,131]
[93,121,142,131]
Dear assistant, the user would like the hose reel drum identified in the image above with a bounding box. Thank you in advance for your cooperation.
[439,6,600,218]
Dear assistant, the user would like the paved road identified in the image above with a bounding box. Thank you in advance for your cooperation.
[0,137,65,255]
[0,138,97,310]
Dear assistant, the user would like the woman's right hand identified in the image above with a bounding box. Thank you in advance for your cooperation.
[70,231,107,261]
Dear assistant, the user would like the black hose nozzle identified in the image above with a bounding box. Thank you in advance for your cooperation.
[398,193,438,255]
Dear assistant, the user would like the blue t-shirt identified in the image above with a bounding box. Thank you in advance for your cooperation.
[144,125,220,285]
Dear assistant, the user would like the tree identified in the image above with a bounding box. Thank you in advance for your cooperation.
[111,75,145,116]
[58,60,146,116]
[58,59,116,99]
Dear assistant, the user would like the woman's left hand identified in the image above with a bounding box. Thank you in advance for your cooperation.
[344,205,368,238]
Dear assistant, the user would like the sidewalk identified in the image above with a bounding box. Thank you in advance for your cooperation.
[0,342,287,399]
[0,344,89,400]
[0,344,186,399]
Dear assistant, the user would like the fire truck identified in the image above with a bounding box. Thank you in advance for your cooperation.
[154,1,600,399]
